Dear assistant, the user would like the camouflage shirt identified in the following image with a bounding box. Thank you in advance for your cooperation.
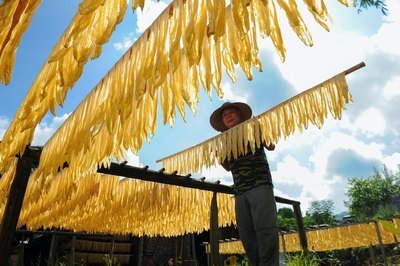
[228,147,273,195]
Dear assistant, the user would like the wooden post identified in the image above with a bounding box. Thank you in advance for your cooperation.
[0,147,33,265]
[206,244,210,266]
[175,236,183,263]
[280,233,287,259]
[47,234,59,266]
[110,235,115,261]
[68,236,77,265]
[179,235,184,263]
[369,244,377,265]
[137,237,143,266]
[210,192,220,266]
[17,235,25,266]
[374,221,388,266]
[191,234,198,266]
[293,203,308,251]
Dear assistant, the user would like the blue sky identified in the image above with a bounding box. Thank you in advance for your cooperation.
[1,0,399,214]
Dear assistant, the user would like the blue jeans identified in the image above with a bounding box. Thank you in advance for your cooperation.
[235,184,279,266]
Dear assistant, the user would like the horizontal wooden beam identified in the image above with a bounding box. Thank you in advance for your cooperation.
[98,163,235,194]
[98,163,300,205]
[15,229,114,238]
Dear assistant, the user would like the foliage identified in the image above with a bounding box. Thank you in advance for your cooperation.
[286,251,320,266]
[374,205,400,219]
[103,254,120,266]
[31,253,42,266]
[30,253,87,266]
[345,166,400,221]
[279,207,295,219]
[54,255,87,266]
[278,207,297,229]
[358,0,388,15]
[315,247,371,265]
[305,199,337,226]
[303,216,317,227]
[380,220,400,234]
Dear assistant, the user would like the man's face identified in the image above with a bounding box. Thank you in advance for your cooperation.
[221,107,242,129]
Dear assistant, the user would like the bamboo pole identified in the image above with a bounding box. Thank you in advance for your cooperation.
[156,62,366,164]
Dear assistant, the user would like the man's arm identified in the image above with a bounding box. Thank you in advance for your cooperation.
[221,160,230,171]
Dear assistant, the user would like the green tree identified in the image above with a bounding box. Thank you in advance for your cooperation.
[303,216,317,227]
[277,207,297,229]
[358,0,388,15]
[278,207,295,219]
[306,199,337,225]
[345,166,400,221]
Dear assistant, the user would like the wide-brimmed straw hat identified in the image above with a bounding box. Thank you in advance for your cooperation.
[209,102,252,132]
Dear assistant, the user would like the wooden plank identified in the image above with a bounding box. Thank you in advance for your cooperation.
[0,147,33,265]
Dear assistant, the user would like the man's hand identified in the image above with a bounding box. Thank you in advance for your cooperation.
[263,142,275,151]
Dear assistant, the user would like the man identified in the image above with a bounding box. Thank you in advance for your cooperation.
[209,102,279,266]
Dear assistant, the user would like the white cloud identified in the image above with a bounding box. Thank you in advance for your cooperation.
[221,81,251,103]
[369,22,400,57]
[273,155,312,186]
[366,1,400,58]
[0,116,9,139]
[385,0,400,23]
[274,187,304,212]
[32,114,70,145]
[136,0,169,33]
[258,0,399,96]
[271,128,389,213]
[309,132,384,174]
[354,108,386,137]
[382,75,400,99]
[113,34,136,51]
[268,114,358,162]
[257,2,368,91]
[125,149,142,167]
[382,152,400,172]
[200,165,233,185]
[272,155,344,213]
